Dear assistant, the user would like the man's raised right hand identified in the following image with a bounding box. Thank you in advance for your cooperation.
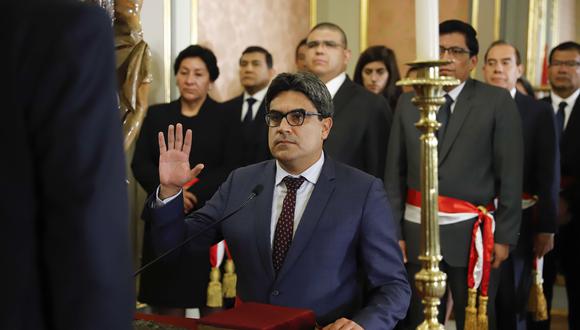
[158,123,204,199]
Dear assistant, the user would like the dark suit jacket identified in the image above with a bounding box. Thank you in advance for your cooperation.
[1,2,134,329]
[515,92,559,238]
[222,94,271,166]
[385,79,523,267]
[541,94,580,271]
[325,78,393,179]
[147,158,410,329]
[132,97,240,307]
[542,95,580,216]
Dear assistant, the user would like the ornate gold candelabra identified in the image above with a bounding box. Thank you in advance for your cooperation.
[397,61,459,330]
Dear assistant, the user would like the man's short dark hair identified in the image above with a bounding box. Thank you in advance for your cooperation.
[295,38,307,58]
[241,46,273,69]
[173,45,219,82]
[549,41,580,64]
[309,22,348,48]
[265,72,333,118]
[484,40,522,65]
[439,19,479,57]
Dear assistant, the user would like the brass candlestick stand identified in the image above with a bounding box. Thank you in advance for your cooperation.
[397,61,459,330]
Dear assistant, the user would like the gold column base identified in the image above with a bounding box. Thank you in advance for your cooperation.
[397,61,459,330]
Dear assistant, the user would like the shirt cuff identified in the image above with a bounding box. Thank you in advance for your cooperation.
[153,186,182,208]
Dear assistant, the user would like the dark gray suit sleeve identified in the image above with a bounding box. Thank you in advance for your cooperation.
[385,95,410,240]
[365,96,393,179]
[493,91,524,245]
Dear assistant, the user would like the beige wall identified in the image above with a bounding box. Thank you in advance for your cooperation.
[557,0,577,43]
[367,0,469,79]
[316,0,361,76]
[198,1,310,102]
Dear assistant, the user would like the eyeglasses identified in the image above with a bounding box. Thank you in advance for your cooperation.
[306,40,344,49]
[550,60,580,68]
[439,46,471,57]
[265,109,323,127]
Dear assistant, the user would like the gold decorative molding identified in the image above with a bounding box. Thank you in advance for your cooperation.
[191,0,198,44]
[526,0,548,85]
[550,0,558,47]
[163,0,171,103]
[309,0,317,28]
[310,0,318,29]
[493,0,501,40]
[471,0,479,34]
[359,0,368,51]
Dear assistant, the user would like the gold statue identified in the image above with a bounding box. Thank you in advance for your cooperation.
[114,0,152,150]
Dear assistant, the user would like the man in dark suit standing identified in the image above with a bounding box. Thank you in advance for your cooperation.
[0,1,134,329]
[385,20,523,330]
[304,23,392,178]
[537,41,580,330]
[147,72,410,329]
[483,40,560,330]
[223,46,275,166]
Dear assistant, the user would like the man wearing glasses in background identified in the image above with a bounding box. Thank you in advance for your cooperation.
[386,20,523,330]
[146,72,410,330]
[537,41,580,330]
[305,22,392,179]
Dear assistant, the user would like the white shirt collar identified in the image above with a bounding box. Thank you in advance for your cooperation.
[325,72,347,98]
[244,86,268,103]
[446,80,467,102]
[275,152,325,186]
[551,88,579,110]
[510,87,517,99]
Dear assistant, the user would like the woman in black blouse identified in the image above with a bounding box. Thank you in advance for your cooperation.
[132,45,240,316]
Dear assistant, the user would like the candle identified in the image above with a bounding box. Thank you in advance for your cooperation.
[415,0,439,60]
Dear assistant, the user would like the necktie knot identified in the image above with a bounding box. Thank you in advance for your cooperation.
[444,94,453,106]
[558,101,568,111]
[283,176,305,192]
[247,97,257,108]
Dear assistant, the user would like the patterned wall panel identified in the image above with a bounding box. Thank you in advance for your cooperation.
[198,0,310,102]
[367,0,468,78]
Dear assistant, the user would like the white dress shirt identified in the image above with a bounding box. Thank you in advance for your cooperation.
[270,153,324,244]
[240,86,268,122]
[445,80,466,114]
[551,88,579,130]
[325,72,347,98]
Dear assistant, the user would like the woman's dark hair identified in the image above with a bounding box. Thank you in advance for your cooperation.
[173,45,220,82]
[353,45,402,109]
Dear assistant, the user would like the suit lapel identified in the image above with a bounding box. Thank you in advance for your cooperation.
[332,78,356,118]
[563,96,580,143]
[274,158,336,282]
[439,79,475,164]
[253,161,276,280]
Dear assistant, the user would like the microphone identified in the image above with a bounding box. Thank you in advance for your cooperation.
[134,184,264,277]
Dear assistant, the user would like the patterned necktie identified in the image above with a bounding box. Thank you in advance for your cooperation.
[243,97,257,124]
[556,101,567,142]
[272,176,305,273]
[437,94,454,145]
